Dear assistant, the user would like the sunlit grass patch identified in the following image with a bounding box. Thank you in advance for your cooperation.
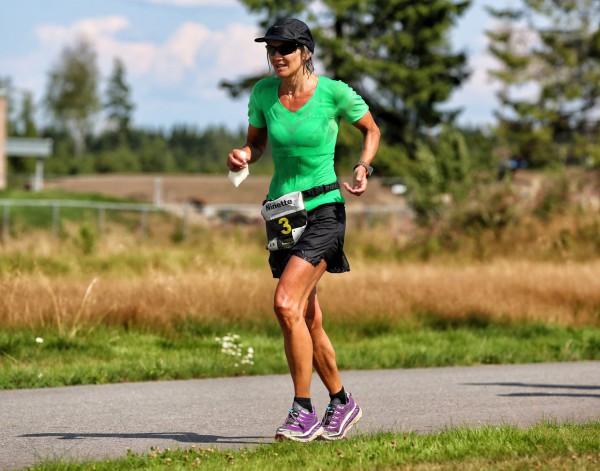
[1,319,599,390]
[25,421,600,470]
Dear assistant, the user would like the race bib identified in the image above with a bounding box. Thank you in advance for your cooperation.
[261,191,308,251]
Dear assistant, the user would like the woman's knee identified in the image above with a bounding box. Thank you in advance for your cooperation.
[273,292,303,328]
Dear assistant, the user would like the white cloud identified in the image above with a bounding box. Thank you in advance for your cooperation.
[148,21,264,87]
[187,22,266,100]
[213,23,266,76]
[37,15,131,47]
[2,17,136,98]
[15,14,264,116]
[146,0,238,6]
[166,22,212,68]
[28,15,264,89]
[35,16,158,79]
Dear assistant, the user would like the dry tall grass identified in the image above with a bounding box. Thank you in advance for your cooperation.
[3,169,598,342]
[1,258,598,330]
[320,261,600,326]
[1,203,599,332]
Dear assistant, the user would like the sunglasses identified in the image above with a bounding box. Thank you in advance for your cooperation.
[265,42,299,57]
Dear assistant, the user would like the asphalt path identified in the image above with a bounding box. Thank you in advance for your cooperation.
[1,361,599,470]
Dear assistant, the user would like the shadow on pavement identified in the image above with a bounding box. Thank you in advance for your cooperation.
[463,382,600,399]
[497,392,600,398]
[19,432,268,445]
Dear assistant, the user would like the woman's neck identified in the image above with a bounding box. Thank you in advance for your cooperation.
[280,74,317,98]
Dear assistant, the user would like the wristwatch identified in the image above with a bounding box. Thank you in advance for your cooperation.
[353,161,373,178]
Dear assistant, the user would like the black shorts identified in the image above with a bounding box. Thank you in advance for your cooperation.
[268,203,350,278]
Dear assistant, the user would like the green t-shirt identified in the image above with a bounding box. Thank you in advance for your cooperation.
[248,76,369,211]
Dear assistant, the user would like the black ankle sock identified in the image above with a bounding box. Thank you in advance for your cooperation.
[329,387,348,404]
[293,396,312,411]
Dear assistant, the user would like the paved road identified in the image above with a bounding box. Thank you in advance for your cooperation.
[1,361,599,470]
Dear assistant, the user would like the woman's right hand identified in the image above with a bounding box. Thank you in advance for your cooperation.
[227,149,249,172]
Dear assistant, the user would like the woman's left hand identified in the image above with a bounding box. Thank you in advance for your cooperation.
[345,112,379,197]
[344,168,368,196]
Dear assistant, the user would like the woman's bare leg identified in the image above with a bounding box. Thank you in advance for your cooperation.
[304,289,343,395]
[274,255,328,398]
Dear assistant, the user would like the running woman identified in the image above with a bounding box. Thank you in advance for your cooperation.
[227,18,380,442]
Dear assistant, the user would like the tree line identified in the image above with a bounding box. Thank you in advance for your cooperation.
[1,0,598,215]
[1,39,248,178]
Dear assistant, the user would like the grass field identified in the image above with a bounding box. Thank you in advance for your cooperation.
[2,180,599,469]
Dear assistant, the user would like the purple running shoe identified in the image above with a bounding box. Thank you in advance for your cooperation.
[275,402,324,442]
[320,393,362,441]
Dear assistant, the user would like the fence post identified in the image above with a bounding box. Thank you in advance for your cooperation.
[154,177,163,207]
[52,204,60,238]
[182,203,190,241]
[140,209,147,238]
[2,203,8,243]
[98,208,105,234]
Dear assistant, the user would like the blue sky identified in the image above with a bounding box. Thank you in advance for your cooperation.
[0,0,501,132]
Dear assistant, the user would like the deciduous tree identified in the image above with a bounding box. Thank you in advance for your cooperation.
[44,36,100,156]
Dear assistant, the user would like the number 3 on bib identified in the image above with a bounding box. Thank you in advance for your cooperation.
[279,217,292,235]
[261,191,307,251]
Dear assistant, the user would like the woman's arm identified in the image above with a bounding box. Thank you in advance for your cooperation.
[227,125,268,171]
[344,111,380,196]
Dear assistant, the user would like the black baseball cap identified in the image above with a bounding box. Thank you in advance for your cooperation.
[254,18,315,53]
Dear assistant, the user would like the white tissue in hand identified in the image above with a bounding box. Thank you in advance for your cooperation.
[228,150,249,187]
[228,166,249,187]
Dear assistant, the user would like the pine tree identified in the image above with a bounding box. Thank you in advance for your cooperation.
[19,91,38,137]
[0,77,18,136]
[487,0,600,167]
[104,58,135,145]
[315,0,471,153]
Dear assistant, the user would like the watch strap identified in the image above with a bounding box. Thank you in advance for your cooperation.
[353,162,373,177]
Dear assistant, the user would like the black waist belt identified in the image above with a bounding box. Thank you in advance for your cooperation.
[301,182,340,198]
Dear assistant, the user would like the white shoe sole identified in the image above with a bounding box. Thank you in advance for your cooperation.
[275,425,324,442]
[320,407,362,441]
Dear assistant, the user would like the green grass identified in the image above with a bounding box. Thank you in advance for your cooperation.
[25,421,600,470]
[2,318,599,390]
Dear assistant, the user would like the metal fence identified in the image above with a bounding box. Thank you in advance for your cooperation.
[1,199,414,243]
[0,199,164,241]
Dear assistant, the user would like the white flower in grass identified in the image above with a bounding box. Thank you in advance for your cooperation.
[215,333,254,367]
[35,337,44,344]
